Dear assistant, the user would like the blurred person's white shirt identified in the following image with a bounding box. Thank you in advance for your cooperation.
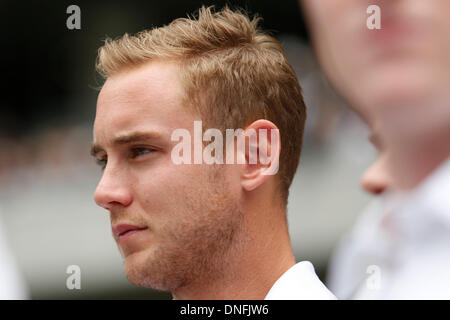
[327,157,450,299]
[265,261,337,300]
[0,210,29,299]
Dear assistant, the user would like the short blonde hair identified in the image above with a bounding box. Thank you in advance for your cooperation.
[96,6,306,205]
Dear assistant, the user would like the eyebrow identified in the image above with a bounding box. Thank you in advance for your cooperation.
[90,131,162,157]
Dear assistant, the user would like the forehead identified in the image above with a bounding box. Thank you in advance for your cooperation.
[94,61,194,142]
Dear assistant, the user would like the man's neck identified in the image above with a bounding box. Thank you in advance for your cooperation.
[376,100,450,189]
[171,204,296,300]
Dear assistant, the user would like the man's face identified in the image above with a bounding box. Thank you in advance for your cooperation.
[301,0,450,114]
[92,61,243,291]
[301,0,450,191]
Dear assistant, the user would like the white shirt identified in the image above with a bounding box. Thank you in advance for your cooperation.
[327,157,450,299]
[0,211,29,299]
[265,261,337,300]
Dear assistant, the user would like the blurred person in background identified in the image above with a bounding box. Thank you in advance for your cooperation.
[301,0,450,298]
[0,139,29,300]
[0,209,28,299]
[91,6,335,300]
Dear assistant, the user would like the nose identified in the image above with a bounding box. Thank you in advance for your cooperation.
[360,157,392,195]
[94,166,132,211]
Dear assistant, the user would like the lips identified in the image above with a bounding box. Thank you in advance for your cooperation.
[112,224,148,241]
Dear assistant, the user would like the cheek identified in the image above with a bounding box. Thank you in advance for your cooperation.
[304,0,359,25]
[137,163,207,211]
[433,6,450,72]
[220,163,242,198]
[306,1,361,69]
[303,0,337,19]
[133,166,177,218]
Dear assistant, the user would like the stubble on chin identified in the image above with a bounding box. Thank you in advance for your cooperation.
[124,167,245,292]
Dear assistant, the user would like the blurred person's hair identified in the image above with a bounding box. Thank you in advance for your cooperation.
[96,6,306,205]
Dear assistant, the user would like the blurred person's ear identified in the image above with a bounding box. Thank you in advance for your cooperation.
[240,120,280,192]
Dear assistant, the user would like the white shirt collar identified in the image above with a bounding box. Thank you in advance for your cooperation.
[264,261,337,300]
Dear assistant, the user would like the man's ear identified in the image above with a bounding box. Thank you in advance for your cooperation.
[240,119,280,192]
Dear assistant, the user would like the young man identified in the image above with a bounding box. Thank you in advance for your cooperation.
[301,0,450,298]
[91,6,335,300]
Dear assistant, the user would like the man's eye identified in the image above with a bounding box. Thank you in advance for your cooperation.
[130,147,153,158]
[96,158,107,170]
